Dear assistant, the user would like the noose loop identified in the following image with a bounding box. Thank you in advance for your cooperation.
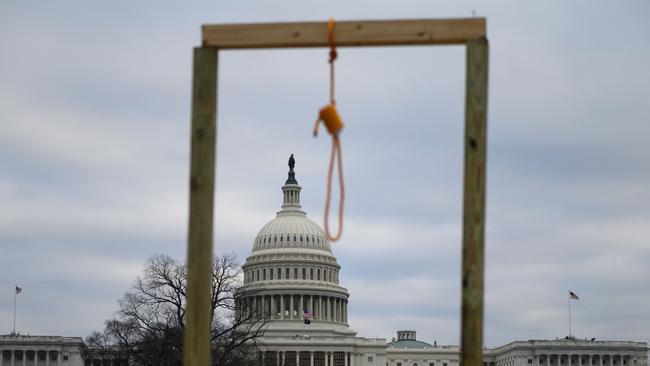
[313,18,345,242]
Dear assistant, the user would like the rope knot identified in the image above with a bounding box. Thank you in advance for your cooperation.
[329,49,338,63]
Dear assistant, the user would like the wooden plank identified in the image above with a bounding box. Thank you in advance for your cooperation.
[460,37,488,366]
[203,18,485,49]
[184,47,217,366]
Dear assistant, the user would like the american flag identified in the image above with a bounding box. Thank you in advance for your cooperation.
[303,308,312,325]
[569,291,579,300]
[15,286,22,295]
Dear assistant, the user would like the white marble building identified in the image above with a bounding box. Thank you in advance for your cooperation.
[235,158,387,366]
[0,334,84,366]
[385,330,647,366]
[236,157,649,366]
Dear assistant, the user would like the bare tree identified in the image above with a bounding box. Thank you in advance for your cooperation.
[86,254,266,366]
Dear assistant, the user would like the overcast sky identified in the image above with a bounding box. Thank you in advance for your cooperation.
[1,1,649,348]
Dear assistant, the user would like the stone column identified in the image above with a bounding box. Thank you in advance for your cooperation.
[45,351,49,366]
[21,351,26,366]
[282,351,286,366]
[262,296,267,318]
[280,295,284,319]
[324,353,328,366]
[324,298,328,321]
[289,295,294,319]
[10,350,14,366]
[546,355,550,366]
[326,297,329,321]
[310,296,314,317]
[319,297,323,320]
[344,352,348,366]
[297,352,300,365]
[310,352,314,366]
[276,351,281,366]
[334,298,338,322]
[599,356,603,366]
[329,352,334,366]
[336,299,343,323]
[300,295,304,316]
[58,351,61,366]
[268,295,274,319]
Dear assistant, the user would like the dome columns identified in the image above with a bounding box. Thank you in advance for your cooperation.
[237,292,349,324]
[282,185,302,209]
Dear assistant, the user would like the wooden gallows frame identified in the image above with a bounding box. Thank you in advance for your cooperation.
[184,18,489,366]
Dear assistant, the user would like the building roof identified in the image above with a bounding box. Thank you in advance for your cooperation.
[387,339,435,349]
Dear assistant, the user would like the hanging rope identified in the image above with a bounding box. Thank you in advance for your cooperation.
[328,18,337,105]
[313,18,345,242]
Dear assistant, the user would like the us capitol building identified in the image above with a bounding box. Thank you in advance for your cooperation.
[1,157,647,366]
[232,157,648,366]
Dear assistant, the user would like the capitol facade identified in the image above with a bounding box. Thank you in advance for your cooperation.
[234,157,387,366]
[233,157,649,366]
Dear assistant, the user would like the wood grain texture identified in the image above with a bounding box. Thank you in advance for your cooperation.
[460,37,488,366]
[203,18,485,49]
[184,47,217,366]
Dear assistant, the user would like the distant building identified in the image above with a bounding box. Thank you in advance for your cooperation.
[0,334,84,366]
[386,330,648,366]
[234,157,649,366]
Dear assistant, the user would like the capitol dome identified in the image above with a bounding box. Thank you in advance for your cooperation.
[251,154,331,253]
[235,155,353,336]
[252,214,332,253]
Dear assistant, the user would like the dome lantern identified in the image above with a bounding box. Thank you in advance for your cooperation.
[281,154,302,211]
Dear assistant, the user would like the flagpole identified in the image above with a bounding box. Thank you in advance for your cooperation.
[568,292,572,338]
[13,284,17,335]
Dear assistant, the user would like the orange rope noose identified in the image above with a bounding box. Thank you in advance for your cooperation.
[313,18,345,242]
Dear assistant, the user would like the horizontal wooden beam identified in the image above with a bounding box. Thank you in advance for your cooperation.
[203,18,486,49]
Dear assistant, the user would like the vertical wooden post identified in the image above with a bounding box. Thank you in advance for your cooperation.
[184,46,218,366]
[460,37,488,366]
